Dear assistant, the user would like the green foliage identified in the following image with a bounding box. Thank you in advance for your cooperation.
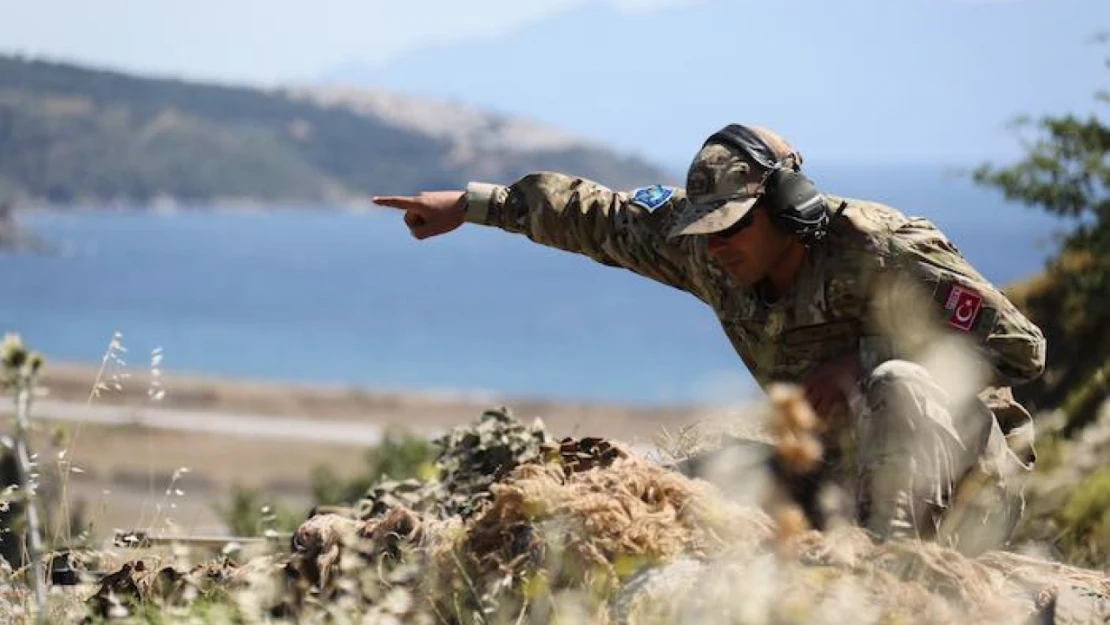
[972,110,1110,299]
[972,37,1110,569]
[972,38,1110,425]
[1054,465,1110,568]
[311,427,437,508]
[213,485,302,538]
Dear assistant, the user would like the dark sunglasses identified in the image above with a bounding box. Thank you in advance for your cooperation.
[708,209,757,241]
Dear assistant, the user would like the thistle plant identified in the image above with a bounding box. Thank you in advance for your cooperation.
[1,333,46,624]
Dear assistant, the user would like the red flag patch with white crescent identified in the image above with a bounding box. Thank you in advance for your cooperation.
[945,285,983,332]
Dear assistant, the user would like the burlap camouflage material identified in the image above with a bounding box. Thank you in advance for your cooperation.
[462,168,1046,554]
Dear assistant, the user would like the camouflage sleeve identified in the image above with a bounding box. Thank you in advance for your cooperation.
[869,219,1047,387]
[463,172,714,300]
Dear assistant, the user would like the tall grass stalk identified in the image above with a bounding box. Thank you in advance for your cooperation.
[53,331,126,546]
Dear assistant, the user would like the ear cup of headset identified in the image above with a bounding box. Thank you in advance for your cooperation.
[704,123,831,243]
[762,169,830,242]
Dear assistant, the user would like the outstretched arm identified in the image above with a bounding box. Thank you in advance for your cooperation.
[376,172,717,299]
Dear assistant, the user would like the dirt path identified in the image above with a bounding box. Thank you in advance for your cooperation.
[38,361,715,442]
[30,399,438,447]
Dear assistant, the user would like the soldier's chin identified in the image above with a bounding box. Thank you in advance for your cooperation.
[720,262,756,285]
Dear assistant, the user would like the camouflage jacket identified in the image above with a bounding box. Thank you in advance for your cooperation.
[464,172,1046,391]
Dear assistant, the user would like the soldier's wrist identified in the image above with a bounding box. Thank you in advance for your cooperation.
[464,182,499,224]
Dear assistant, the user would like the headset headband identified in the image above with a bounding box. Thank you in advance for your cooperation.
[705,124,799,172]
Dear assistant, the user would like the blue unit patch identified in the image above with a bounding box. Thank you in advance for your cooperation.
[629,184,675,211]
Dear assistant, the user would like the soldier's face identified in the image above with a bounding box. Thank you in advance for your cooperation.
[706,204,793,286]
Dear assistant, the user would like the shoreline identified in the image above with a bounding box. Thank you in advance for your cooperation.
[10,200,376,215]
[37,360,730,443]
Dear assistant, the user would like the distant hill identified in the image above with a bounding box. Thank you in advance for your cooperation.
[0,55,669,207]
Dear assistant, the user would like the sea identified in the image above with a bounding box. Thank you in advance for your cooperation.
[0,165,1066,407]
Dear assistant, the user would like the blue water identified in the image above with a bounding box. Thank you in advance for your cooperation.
[0,166,1065,406]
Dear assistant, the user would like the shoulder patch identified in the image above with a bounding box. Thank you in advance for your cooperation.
[629,184,676,211]
[939,282,985,332]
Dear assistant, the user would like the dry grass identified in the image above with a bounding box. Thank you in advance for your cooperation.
[2,445,1108,624]
[463,453,774,588]
[2,336,1108,624]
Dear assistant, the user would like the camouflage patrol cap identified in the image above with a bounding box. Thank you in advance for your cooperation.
[668,124,802,239]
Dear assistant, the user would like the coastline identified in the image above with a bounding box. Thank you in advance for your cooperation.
[38,360,724,443]
[8,200,375,216]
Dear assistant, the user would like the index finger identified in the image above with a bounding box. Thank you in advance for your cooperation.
[371,196,425,211]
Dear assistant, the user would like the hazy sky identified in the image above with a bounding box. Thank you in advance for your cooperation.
[2,0,1104,166]
[0,0,704,85]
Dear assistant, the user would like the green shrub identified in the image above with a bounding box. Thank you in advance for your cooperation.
[1056,466,1110,568]
[311,427,437,508]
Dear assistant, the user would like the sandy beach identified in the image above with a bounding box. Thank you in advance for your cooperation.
[5,361,729,542]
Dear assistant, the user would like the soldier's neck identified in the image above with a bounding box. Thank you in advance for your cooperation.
[764,239,808,301]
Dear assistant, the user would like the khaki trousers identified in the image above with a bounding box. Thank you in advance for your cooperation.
[855,360,1034,556]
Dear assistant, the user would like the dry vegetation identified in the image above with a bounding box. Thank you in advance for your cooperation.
[1,336,1108,624]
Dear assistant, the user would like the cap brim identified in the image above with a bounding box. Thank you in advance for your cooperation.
[667,197,758,240]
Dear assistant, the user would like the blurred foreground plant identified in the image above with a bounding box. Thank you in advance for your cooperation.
[1,333,46,623]
[214,485,302,539]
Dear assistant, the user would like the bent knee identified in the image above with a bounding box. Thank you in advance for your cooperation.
[866,359,934,393]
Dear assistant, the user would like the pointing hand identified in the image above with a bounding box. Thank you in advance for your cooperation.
[372,191,466,240]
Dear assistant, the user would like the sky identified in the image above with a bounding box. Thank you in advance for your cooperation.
[2,0,1106,168]
[0,0,704,85]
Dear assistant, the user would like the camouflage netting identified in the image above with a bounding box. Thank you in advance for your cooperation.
[353,408,550,520]
[77,404,1110,624]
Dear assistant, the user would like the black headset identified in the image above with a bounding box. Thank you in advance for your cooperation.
[703,124,831,245]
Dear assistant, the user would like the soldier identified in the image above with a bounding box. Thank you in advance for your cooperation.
[372,123,1046,555]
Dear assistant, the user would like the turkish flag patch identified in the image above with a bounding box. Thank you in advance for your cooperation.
[944,285,983,332]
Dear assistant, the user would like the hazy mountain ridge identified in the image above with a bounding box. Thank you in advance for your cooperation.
[0,55,669,207]
[320,0,1106,169]
[291,85,675,185]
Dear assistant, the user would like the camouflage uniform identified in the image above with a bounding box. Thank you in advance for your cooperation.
[459,128,1046,554]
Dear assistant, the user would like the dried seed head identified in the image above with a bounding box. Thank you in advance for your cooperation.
[768,383,819,438]
[780,395,818,434]
[773,503,810,552]
[776,435,823,475]
[767,383,802,409]
[767,384,824,475]
[1,333,28,371]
